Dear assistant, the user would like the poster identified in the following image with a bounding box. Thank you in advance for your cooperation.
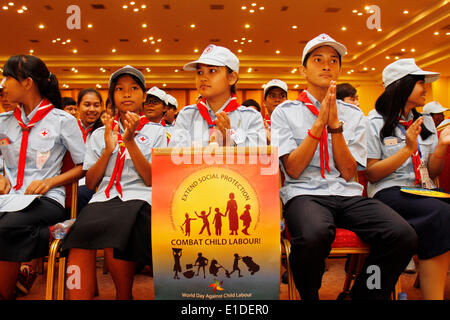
[151,147,280,300]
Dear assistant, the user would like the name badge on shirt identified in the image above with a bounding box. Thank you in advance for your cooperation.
[36,150,51,169]
[419,161,433,189]
[383,137,398,146]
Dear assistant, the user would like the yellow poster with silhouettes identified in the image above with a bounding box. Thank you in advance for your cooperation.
[151,147,280,299]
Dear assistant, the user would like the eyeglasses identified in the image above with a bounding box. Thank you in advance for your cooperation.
[144,96,164,106]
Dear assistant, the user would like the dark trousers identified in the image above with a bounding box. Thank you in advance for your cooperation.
[284,195,417,300]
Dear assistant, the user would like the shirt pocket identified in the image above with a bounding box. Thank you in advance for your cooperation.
[382,136,408,169]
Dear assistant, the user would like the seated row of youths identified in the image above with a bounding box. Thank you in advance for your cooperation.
[0,33,448,300]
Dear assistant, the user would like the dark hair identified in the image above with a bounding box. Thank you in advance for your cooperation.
[242,99,261,112]
[336,83,357,100]
[62,97,76,107]
[303,48,342,67]
[226,66,238,94]
[77,88,104,132]
[3,55,62,109]
[375,74,433,141]
[108,73,145,114]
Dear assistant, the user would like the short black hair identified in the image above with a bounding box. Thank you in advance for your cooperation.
[336,83,357,100]
[242,99,261,112]
[62,97,76,107]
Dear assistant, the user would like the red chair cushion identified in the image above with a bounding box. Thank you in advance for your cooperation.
[357,170,368,197]
[331,228,368,249]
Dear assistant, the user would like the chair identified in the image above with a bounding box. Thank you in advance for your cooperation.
[45,153,78,300]
[280,171,401,300]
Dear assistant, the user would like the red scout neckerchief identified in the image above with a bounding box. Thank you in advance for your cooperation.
[397,118,422,186]
[264,114,271,128]
[297,91,330,178]
[159,118,171,144]
[196,95,240,143]
[105,114,149,198]
[77,119,93,143]
[13,98,54,190]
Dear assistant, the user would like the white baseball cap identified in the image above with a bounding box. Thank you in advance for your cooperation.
[183,44,239,73]
[166,94,178,108]
[146,86,168,104]
[302,33,347,65]
[263,79,288,97]
[109,65,145,90]
[382,58,440,88]
[423,101,448,114]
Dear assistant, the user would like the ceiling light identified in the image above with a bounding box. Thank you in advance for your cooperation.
[245,24,250,29]
[352,9,358,13]
[123,5,128,9]
[385,56,390,59]
[194,48,199,52]
[38,24,45,29]
[251,3,257,7]
[341,26,347,31]
[247,68,252,72]
[411,48,416,52]
[434,31,439,35]
[190,24,196,28]
[403,10,409,14]
[249,9,254,13]
[73,49,78,53]
[142,23,147,28]
[133,8,139,12]
[174,69,179,73]
[259,6,264,10]
[141,4,146,9]
[357,12,363,16]
[155,48,160,53]
[237,49,242,53]
[292,25,298,29]
[241,6,246,10]
[112,48,117,53]
[29,49,34,54]
[401,48,405,52]
[143,39,148,42]
[394,56,399,60]
[162,83,167,87]
[357,41,362,45]
[130,1,136,5]
[377,28,382,32]
[87,23,93,28]
[2,6,8,10]
[372,67,376,71]
[276,50,280,54]
[8,2,14,6]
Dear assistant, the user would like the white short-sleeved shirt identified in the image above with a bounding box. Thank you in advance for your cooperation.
[77,120,97,186]
[366,109,439,197]
[84,121,167,205]
[168,97,266,147]
[0,106,86,209]
[271,91,367,204]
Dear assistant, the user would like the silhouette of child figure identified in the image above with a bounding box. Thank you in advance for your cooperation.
[172,248,182,279]
[212,207,227,236]
[209,259,230,277]
[195,207,212,236]
[225,193,239,235]
[181,213,196,236]
[194,252,209,279]
[240,204,252,235]
[228,253,243,277]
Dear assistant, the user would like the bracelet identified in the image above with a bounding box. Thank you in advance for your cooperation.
[307,129,321,141]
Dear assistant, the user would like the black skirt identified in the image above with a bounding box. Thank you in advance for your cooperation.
[375,186,450,260]
[0,197,66,262]
[61,197,152,264]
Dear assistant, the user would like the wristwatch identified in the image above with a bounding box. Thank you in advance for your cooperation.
[327,121,343,134]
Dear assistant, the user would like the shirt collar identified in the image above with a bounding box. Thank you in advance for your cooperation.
[205,96,233,114]
[304,90,322,109]
[20,99,44,124]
